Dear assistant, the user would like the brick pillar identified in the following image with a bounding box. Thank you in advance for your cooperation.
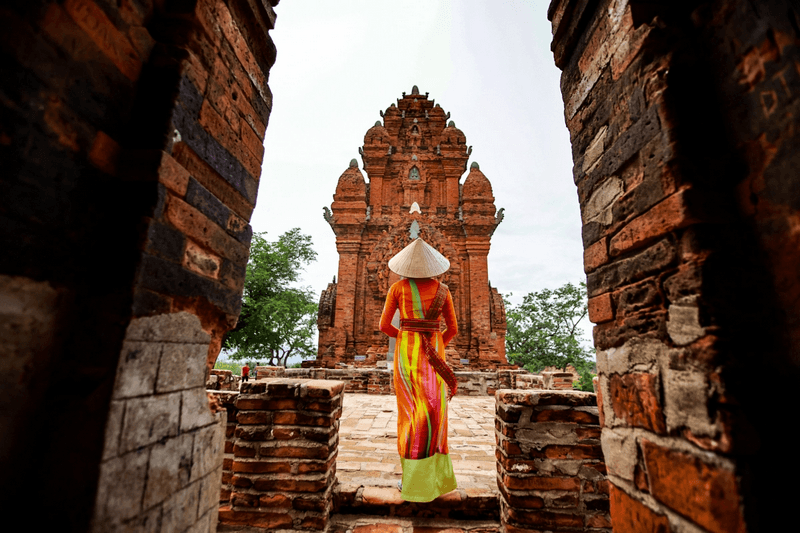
[333,241,362,359]
[219,379,344,531]
[209,391,240,505]
[496,390,610,532]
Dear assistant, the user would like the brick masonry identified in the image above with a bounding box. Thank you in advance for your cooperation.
[216,379,344,532]
[549,0,800,530]
[314,89,508,370]
[495,390,610,533]
[93,313,225,532]
[248,366,567,396]
[4,0,799,530]
[0,0,278,530]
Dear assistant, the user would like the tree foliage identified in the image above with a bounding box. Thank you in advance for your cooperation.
[224,229,318,367]
[505,281,596,391]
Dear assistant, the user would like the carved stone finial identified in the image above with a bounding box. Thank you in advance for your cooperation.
[471,161,480,170]
[411,85,419,95]
[349,159,358,168]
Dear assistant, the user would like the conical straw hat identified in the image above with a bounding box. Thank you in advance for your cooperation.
[388,238,450,278]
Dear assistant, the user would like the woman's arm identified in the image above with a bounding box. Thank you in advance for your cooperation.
[379,286,399,338]
[441,289,458,346]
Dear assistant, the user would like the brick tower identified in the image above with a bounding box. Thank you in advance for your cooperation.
[313,87,507,370]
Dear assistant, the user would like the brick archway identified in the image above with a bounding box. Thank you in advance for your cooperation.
[2,1,800,531]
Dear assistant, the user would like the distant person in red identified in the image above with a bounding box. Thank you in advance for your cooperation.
[241,364,250,382]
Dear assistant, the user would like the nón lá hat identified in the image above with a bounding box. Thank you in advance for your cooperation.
[388,238,450,278]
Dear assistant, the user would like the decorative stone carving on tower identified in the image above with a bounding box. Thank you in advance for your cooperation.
[313,88,507,370]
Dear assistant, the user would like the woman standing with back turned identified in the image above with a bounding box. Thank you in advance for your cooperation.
[379,237,459,502]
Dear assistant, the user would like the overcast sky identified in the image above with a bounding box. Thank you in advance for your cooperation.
[249,0,591,351]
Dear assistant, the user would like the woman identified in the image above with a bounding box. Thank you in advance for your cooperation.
[379,237,459,502]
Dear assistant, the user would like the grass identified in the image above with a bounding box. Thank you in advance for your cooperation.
[214,360,243,376]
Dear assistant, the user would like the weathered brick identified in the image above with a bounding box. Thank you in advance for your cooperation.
[217,508,293,529]
[608,484,669,533]
[542,444,604,460]
[88,130,120,174]
[642,440,743,533]
[529,408,599,424]
[252,478,329,493]
[258,444,332,460]
[120,393,180,452]
[587,238,675,297]
[608,373,666,434]
[506,508,583,528]
[584,236,609,273]
[610,189,698,256]
[64,0,142,81]
[164,195,248,265]
[198,98,262,179]
[588,292,614,324]
[502,475,581,492]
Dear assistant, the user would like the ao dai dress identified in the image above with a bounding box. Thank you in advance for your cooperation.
[379,277,458,502]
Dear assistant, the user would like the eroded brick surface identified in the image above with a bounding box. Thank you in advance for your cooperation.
[550,0,800,530]
[496,390,609,532]
[217,379,344,531]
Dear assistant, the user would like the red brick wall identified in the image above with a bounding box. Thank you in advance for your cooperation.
[218,379,344,531]
[252,367,561,396]
[549,0,800,530]
[496,390,610,532]
[0,0,278,529]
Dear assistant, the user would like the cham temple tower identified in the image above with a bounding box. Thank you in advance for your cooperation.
[312,87,508,370]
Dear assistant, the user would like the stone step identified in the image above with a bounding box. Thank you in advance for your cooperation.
[329,514,501,533]
[334,483,499,521]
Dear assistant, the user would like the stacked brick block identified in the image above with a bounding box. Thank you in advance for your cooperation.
[549,0,800,530]
[495,390,610,532]
[541,371,574,391]
[218,379,344,531]
[210,391,241,504]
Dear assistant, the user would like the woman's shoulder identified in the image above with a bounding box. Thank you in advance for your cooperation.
[388,278,410,291]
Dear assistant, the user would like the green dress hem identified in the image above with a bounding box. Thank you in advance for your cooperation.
[400,453,458,502]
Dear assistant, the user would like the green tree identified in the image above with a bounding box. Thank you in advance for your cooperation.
[224,229,319,367]
[505,281,596,391]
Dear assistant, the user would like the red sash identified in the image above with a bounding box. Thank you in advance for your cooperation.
[400,282,458,399]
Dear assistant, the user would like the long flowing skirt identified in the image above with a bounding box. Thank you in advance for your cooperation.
[393,329,457,502]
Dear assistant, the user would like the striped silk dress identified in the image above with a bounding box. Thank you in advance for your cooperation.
[379,277,458,502]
